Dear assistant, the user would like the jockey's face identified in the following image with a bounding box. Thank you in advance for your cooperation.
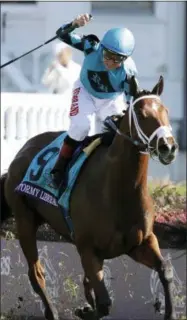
[102,48,127,70]
[103,58,121,70]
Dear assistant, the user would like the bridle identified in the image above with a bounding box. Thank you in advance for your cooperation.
[105,94,173,158]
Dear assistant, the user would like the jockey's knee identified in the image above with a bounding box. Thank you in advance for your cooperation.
[68,119,90,141]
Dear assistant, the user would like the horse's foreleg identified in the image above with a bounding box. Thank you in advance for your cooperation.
[83,276,95,310]
[78,248,112,319]
[75,276,96,320]
[15,205,59,320]
[128,232,176,320]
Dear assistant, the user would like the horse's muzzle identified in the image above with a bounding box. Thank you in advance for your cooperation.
[158,138,178,165]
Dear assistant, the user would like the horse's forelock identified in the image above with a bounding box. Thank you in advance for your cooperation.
[136,90,151,98]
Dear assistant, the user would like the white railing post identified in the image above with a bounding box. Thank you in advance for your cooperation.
[5,107,17,140]
[27,108,39,138]
[16,107,28,140]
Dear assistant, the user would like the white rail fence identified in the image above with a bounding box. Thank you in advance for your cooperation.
[1,92,101,174]
[2,92,71,139]
[1,92,186,182]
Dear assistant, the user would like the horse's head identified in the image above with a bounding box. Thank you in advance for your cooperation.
[122,75,178,164]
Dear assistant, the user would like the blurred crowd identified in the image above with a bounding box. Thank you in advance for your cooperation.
[41,41,81,94]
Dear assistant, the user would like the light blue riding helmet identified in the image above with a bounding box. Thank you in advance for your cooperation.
[101,27,135,57]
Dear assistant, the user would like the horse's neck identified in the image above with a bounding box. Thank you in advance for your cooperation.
[105,135,149,196]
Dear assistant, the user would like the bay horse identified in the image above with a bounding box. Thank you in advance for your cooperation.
[1,76,178,320]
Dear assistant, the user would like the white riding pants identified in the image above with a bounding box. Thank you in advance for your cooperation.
[68,80,126,141]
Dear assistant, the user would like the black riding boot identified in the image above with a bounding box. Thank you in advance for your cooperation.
[51,156,70,187]
[51,136,79,187]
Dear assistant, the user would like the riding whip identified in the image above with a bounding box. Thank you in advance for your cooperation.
[0,14,92,69]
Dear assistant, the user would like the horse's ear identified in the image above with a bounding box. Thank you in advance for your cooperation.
[129,76,140,97]
[152,75,164,96]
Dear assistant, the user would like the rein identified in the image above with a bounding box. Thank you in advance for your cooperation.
[105,116,145,149]
[105,95,173,157]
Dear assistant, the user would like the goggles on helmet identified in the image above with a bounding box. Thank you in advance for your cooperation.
[103,48,127,63]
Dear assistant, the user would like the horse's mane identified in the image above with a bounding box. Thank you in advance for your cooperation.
[101,114,124,146]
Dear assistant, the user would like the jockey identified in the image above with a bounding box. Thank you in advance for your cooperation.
[51,13,138,186]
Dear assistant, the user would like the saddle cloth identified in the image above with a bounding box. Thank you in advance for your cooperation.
[15,132,101,235]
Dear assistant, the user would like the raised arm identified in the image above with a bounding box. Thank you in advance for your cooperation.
[56,13,93,52]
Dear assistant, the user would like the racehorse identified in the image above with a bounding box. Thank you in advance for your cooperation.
[1,75,178,320]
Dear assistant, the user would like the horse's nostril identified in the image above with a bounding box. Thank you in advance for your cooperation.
[171,145,176,153]
[159,144,169,154]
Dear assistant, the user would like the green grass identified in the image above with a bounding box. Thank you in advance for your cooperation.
[148,181,186,197]
[148,181,186,210]
[147,180,186,224]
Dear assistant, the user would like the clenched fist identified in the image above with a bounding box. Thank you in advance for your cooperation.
[72,13,92,28]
